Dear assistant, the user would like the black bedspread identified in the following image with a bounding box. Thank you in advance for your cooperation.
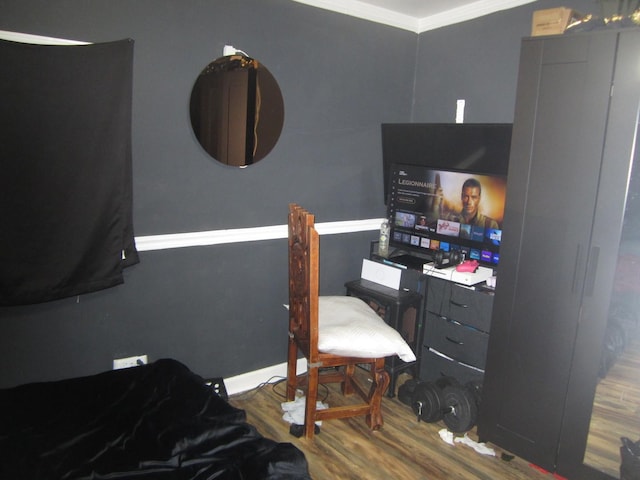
[0,359,310,480]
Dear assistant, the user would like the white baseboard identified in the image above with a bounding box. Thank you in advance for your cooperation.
[224,358,307,396]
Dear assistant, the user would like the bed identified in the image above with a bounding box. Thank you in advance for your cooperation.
[0,358,311,480]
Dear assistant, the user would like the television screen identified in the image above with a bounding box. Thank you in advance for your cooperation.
[387,163,507,267]
[381,123,512,204]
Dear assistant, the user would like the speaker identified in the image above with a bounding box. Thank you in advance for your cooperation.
[433,250,463,269]
[362,258,425,292]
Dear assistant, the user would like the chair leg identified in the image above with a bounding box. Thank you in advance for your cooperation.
[286,335,298,401]
[366,359,390,430]
[341,364,355,395]
[304,365,320,439]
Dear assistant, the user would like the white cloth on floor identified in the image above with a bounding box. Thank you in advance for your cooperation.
[437,429,496,456]
[281,396,328,426]
[454,433,496,456]
[438,428,455,445]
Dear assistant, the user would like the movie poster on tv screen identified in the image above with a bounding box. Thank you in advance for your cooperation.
[388,163,507,265]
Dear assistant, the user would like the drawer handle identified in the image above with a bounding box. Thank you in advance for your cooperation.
[449,299,469,308]
[445,336,464,345]
[444,317,462,327]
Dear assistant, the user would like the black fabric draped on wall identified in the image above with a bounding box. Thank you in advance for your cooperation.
[0,38,138,306]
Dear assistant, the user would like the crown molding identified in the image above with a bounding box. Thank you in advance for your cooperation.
[417,0,537,32]
[291,0,420,32]
[290,0,537,33]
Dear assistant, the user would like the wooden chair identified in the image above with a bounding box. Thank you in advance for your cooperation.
[286,203,391,439]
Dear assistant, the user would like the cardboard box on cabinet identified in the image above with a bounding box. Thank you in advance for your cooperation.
[531,7,582,36]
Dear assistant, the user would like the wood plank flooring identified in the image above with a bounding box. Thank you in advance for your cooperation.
[230,373,553,480]
[585,332,640,477]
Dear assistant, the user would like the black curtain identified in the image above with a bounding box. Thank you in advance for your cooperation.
[0,38,138,305]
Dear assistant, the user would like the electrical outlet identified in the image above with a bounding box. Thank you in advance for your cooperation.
[113,355,148,370]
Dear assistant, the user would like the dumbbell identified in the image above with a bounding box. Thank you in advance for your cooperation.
[411,381,445,423]
[440,384,478,433]
[410,376,457,423]
[410,376,478,433]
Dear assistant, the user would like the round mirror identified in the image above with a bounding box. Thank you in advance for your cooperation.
[190,55,284,167]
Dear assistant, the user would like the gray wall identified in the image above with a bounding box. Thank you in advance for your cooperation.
[413,0,598,123]
[0,0,600,387]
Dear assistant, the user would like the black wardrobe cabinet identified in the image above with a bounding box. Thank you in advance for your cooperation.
[477,29,640,479]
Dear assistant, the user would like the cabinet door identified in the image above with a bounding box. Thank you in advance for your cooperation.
[478,32,618,471]
[557,30,640,479]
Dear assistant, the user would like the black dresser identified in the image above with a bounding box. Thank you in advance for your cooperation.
[420,276,494,385]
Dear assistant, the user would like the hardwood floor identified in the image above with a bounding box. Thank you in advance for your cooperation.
[585,331,640,477]
[230,373,552,480]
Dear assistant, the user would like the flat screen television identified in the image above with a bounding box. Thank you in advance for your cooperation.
[381,123,512,204]
[387,163,508,267]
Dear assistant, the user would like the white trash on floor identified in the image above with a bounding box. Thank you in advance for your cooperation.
[438,428,496,456]
[281,396,328,426]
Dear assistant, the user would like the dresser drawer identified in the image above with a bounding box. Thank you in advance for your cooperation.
[426,276,447,313]
[428,279,493,332]
[419,347,484,385]
[424,312,489,369]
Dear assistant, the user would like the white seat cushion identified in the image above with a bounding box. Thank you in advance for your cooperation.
[318,296,416,362]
